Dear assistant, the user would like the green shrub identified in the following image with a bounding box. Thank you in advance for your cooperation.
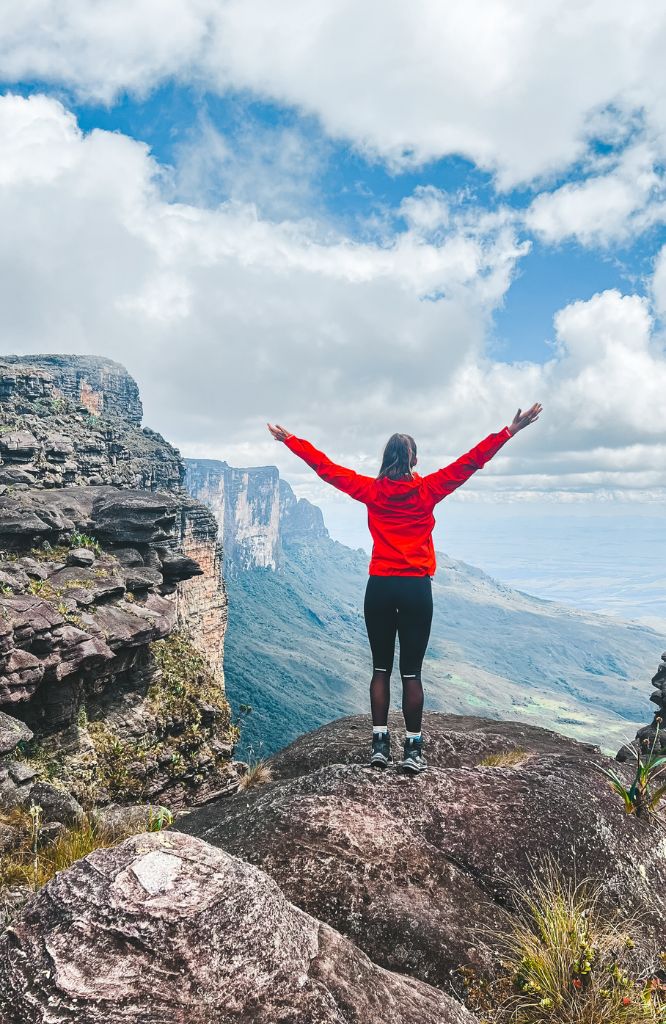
[69,532,102,556]
[595,724,666,819]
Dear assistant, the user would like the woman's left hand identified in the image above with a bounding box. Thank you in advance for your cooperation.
[508,403,542,435]
[267,423,291,442]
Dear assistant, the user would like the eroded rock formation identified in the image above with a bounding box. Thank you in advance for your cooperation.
[0,355,234,813]
[0,830,475,1024]
[0,355,181,491]
[618,651,666,760]
[180,712,666,994]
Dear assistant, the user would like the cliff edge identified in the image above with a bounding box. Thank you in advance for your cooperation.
[0,356,236,825]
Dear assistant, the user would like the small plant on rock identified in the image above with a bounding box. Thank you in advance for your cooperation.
[478,748,529,768]
[239,743,273,791]
[69,532,102,556]
[595,723,666,820]
[29,803,43,889]
[148,807,174,832]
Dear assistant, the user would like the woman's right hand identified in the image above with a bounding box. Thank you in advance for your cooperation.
[508,403,542,435]
[267,423,291,442]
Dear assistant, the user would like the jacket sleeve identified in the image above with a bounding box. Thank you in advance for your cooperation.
[283,435,374,503]
[423,427,512,503]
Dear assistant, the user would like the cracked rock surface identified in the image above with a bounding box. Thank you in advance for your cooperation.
[180,712,666,991]
[0,830,476,1024]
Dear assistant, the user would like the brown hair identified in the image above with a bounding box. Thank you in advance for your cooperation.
[377,433,417,480]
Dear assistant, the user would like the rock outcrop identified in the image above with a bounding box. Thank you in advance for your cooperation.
[0,356,234,813]
[185,458,327,574]
[0,355,181,491]
[0,830,476,1024]
[180,712,666,996]
[618,650,666,759]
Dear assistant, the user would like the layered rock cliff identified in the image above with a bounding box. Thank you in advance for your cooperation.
[0,356,235,815]
[185,458,327,575]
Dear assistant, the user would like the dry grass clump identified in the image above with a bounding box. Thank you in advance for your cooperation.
[478,748,530,768]
[0,804,172,897]
[238,759,273,791]
[478,862,666,1024]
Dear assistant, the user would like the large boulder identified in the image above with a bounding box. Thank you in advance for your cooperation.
[0,830,475,1024]
[179,712,666,992]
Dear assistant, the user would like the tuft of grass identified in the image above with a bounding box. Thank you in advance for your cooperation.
[0,805,173,896]
[483,861,666,1024]
[27,578,55,598]
[69,531,102,556]
[28,544,70,562]
[478,748,530,769]
[238,759,273,791]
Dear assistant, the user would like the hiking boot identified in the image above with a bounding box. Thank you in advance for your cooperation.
[370,730,391,767]
[399,736,427,774]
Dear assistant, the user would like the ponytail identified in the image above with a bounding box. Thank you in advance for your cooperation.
[377,433,417,480]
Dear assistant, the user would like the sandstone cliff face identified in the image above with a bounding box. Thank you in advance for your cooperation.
[0,356,233,812]
[0,355,181,491]
[185,458,327,575]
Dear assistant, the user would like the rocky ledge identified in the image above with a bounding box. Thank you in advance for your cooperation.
[0,356,236,827]
[180,712,666,996]
[0,355,181,491]
[0,830,474,1024]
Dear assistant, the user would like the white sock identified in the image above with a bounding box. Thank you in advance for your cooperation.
[373,725,388,735]
[405,730,421,740]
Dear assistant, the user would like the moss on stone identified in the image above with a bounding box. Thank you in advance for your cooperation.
[149,631,235,742]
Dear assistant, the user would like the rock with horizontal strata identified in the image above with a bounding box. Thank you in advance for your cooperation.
[0,830,476,1024]
[0,354,232,811]
[617,651,666,760]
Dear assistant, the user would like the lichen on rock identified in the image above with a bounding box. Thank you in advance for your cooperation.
[0,830,476,1024]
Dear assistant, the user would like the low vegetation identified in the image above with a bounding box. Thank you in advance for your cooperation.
[68,531,102,555]
[478,748,530,768]
[596,724,666,820]
[11,632,239,807]
[0,802,172,914]
[238,758,273,790]
[463,862,666,1024]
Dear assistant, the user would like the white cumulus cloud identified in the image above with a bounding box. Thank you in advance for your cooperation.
[0,93,665,512]
[3,2,666,186]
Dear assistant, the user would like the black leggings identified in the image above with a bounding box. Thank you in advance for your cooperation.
[363,575,433,732]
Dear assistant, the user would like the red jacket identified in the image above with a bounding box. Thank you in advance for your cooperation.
[284,428,512,576]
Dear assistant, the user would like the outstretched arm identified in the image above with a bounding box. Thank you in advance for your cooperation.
[424,403,542,503]
[267,423,374,503]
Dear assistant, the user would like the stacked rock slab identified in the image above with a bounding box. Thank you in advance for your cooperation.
[617,651,666,760]
[0,355,233,812]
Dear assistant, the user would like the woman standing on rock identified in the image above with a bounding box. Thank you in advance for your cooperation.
[268,405,542,774]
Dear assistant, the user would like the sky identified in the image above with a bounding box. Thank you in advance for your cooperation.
[1,2,665,623]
